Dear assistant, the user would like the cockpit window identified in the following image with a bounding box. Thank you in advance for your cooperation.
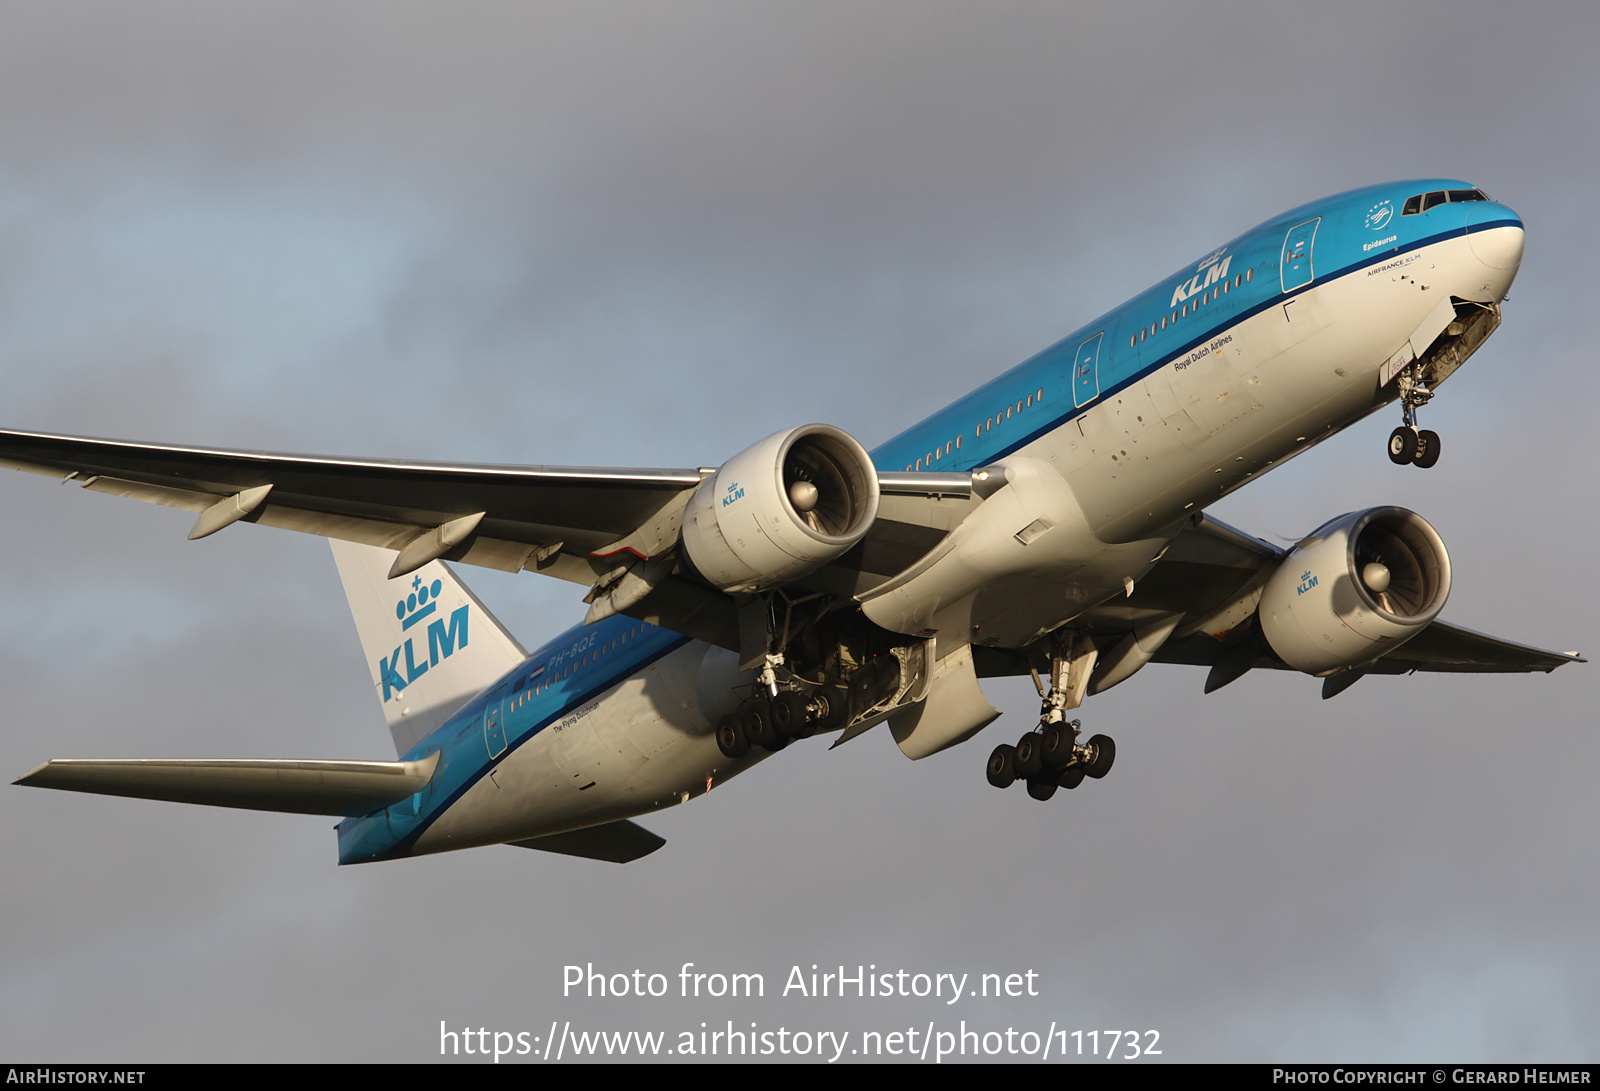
[1403,188,1490,215]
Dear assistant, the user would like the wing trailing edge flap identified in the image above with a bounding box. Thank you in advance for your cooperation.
[507,820,666,864]
[13,753,439,816]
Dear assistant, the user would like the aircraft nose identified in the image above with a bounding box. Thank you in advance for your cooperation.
[1468,221,1524,271]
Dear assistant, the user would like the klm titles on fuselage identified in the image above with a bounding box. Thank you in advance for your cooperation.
[1169,251,1233,309]
[379,575,471,700]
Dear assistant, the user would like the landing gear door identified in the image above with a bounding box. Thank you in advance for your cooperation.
[1072,332,1104,408]
[1280,217,1320,293]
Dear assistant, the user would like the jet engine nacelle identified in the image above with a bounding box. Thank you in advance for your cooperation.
[1259,507,1451,675]
[681,424,880,593]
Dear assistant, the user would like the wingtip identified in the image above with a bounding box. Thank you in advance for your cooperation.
[13,760,54,787]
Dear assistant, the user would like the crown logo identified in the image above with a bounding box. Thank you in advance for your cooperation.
[396,576,444,631]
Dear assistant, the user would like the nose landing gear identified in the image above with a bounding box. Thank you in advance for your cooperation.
[1388,366,1441,468]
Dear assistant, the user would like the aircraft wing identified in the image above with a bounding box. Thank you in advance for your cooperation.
[0,428,972,649]
[0,427,704,564]
[998,511,1584,684]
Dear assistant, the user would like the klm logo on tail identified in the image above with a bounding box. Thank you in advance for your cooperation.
[379,575,470,700]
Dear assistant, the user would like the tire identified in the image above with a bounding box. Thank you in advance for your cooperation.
[1015,732,1044,778]
[1026,777,1058,801]
[1414,429,1441,468]
[813,687,850,731]
[986,744,1017,789]
[1388,426,1418,465]
[1058,765,1086,789]
[742,700,783,751]
[1040,721,1075,768]
[770,691,812,739]
[1083,734,1116,779]
[715,714,749,758]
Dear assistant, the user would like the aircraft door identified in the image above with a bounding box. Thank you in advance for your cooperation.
[1280,217,1320,292]
[1072,332,1104,407]
[483,683,509,759]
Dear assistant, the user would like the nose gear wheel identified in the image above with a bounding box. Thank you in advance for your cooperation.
[1390,364,1442,469]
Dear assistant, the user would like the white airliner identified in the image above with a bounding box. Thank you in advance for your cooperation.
[7,179,1582,864]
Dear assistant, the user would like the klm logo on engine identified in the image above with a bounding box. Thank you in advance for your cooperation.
[722,481,745,507]
[378,575,470,701]
[1296,570,1318,596]
[1170,253,1233,308]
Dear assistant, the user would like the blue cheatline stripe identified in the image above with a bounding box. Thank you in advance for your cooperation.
[874,217,1521,472]
[371,633,694,860]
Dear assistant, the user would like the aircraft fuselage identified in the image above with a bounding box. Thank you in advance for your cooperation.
[337,179,1525,862]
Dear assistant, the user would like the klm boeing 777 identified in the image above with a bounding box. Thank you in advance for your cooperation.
[6,180,1582,863]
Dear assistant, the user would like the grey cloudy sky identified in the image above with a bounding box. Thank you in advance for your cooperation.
[0,1,1595,1063]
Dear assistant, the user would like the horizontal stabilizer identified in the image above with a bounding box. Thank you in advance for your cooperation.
[14,754,438,816]
[507,819,665,863]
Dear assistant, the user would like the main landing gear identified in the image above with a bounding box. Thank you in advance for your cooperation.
[714,685,848,758]
[985,632,1116,801]
[714,592,850,759]
[1388,364,1441,469]
[986,720,1116,800]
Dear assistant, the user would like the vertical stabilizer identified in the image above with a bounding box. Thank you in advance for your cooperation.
[330,540,527,755]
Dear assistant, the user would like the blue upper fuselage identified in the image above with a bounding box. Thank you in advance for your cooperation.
[870,180,1522,474]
